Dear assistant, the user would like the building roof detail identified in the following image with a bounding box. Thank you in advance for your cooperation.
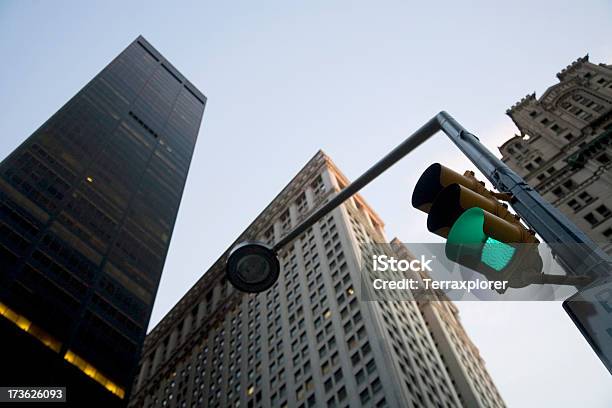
[557,54,589,80]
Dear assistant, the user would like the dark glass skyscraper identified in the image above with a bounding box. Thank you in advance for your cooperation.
[0,36,205,404]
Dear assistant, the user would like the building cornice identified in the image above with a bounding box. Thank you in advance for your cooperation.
[498,134,523,152]
[506,92,536,115]
[323,157,386,229]
[557,54,589,81]
[539,76,588,109]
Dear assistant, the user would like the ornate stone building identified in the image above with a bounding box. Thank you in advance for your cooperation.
[500,55,612,254]
[128,151,504,408]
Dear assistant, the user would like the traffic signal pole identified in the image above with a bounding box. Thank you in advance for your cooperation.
[436,112,612,374]
[277,111,611,281]
[250,111,612,374]
[437,112,611,279]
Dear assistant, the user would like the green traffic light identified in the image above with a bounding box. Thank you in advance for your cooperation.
[446,207,516,271]
[482,237,515,271]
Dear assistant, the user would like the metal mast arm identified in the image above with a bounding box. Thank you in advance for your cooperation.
[275,111,611,281]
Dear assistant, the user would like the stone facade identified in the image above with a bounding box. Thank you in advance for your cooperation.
[501,55,612,254]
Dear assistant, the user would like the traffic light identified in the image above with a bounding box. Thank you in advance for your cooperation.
[412,163,520,235]
[444,207,543,289]
[412,163,543,290]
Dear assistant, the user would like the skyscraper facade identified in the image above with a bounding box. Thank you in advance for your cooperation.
[0,36,205,404]
[391,240,505,408]
[129,151,503,408]
[500,56,612,254]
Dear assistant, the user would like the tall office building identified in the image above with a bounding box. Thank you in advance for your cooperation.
[0,36,205,404]
[129,151,503,408]
[391,240,505,408]
[500,55,612,253]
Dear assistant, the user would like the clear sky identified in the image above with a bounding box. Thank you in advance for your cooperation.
[1,1,611,406]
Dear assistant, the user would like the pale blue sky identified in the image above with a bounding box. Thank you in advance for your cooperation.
[1,1,611,406]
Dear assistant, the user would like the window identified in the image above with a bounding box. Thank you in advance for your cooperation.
[567,191,596,212]
[337,386,347,402]
[356,369,365,385]
[366,359,376,374]
[311,175,326,196]
[596,205,611,218]
[578,191,595,204]
[550,124,563,134]
[263,227,274,245]
[280,210,291,232]
[583,207,610,227]
[360,389,371,404]
[372,378,382,394]
[567,199,581,212]
[376,398,388,408]
[584,212,599,226]
[296,192,308,214]
[564,93,602,120]
[296,385,304,401]
[553,187,565,199]
[324,378,333,392]
[596,153,610,165]
[333,368,343,382]
[563,179,577,190]
[552,179,577,198]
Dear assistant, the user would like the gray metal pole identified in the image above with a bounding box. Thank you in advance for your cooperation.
[436,111,611,279]
[266,111,611,374]
[277,111,611,280]
[272,116,441,252]
[436,111,612,376]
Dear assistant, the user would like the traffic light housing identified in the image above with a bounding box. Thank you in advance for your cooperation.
[412,163,520,236]
[412,163,543,290]
[445,207,542,289]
